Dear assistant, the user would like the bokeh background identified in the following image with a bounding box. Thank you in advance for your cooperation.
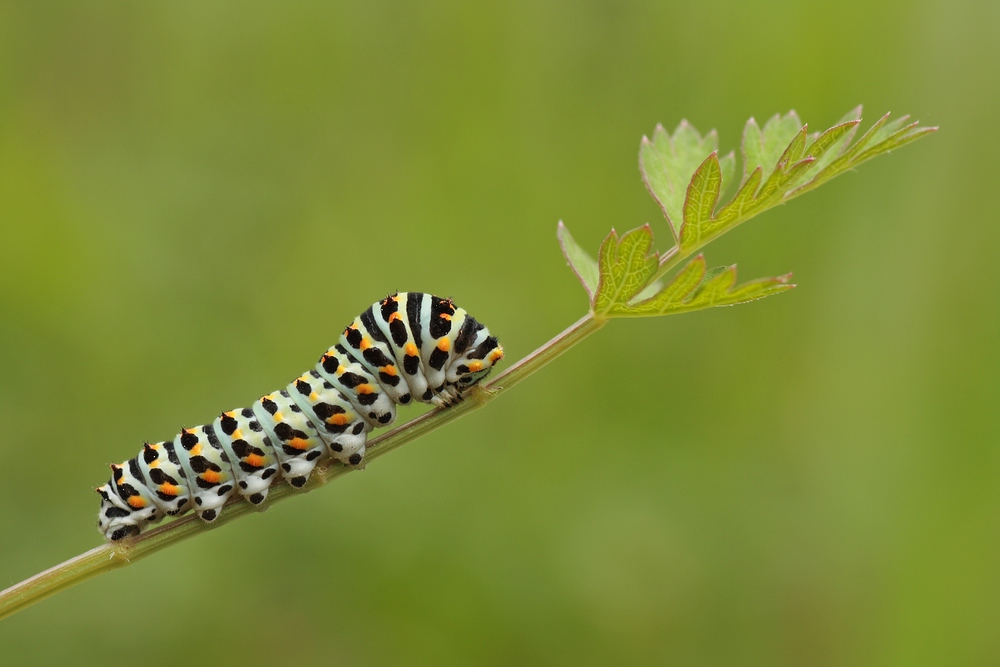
[0,2,996,665]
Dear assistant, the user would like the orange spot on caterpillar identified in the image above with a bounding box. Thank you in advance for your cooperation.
[337,365,345,374]
[405,343,418,356]
[246,453,266,467]
[310,392,319,401]
[287,437,309,451]
[360,338,372,351]
[190,444,202,456]
[201,470,222,484]
[468,361,483,372]
[488,348,504,362]
[273,412,284,422]
[159,483,179,497]
[380,365,397,376]
[388,312,402,323]
[437,338,450,352]
[127,496,146,509]
[328,414,349,426]
[232,429,242,440]
[439,312,451,321]
[356,384,373,395]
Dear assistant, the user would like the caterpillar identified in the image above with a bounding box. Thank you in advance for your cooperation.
[96,292,503,541]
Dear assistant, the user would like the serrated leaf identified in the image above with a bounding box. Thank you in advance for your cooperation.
[631,279,665,303]
[789,118,862,187]
[675,265,795,313]
[700,265,729,284]
[750,129,814,203]
[557,221,599,304]
[593,224,659,316]
[640,121,719,242]
[742,111,804,183]
[782,126,808,165]
[786,111,938,199]
[712,166,762,227]
[619,106,934,299]
[607,254,795,318]
[679,152,723,251]
[852,123,935,163]
[611,254,707,316]
[637,108,936,268]
[661,116,817,254]
[842,112,892,158]
[783,157,818,185]
[868,113,913,145]
[741,118,763,180]
[718,150,737,199]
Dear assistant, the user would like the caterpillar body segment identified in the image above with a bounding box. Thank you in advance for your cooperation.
[368,293,431,407]
[288,370,369,464]
[342,303,410,407]
[316,342,396,428]
[173,425,237,523]
[96,292,503,541]
[251,391,329,488]
[211,408,280,506]
[136,440,191,517]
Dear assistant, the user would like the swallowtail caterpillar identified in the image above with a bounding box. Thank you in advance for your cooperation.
[97,292,503,541]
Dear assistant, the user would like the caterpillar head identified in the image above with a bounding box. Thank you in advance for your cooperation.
[96,483,143,541]
[97,462,160,541]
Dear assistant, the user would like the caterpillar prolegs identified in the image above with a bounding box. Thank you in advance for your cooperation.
[96,292,503,541]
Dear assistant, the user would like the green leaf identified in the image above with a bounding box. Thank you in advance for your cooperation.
[640,121,720,242]
[679,152,723,251]
[607,254,795,318]
[671,265,794,314]
[719,151,737,188]
[577,106,934,320]
[557,221,599,305]
[593,224,659,316]
[631,279,665,303]
[674,141,814,255]
[718,150,737,200]
[788,116,862,187]
[638,108,936,279]
[783,126,808,165]
[787,111,939,199]
[614,254,706,316]
[700,265,729,284]
[713,166,762,227]
[853,120,937,163]
[742,111,804,183]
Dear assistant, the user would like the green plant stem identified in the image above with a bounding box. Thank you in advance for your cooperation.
[0,311,605,622]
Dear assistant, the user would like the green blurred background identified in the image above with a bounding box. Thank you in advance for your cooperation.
[0,2,995,665]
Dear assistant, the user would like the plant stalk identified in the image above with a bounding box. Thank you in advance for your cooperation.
[0,311,605,622]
